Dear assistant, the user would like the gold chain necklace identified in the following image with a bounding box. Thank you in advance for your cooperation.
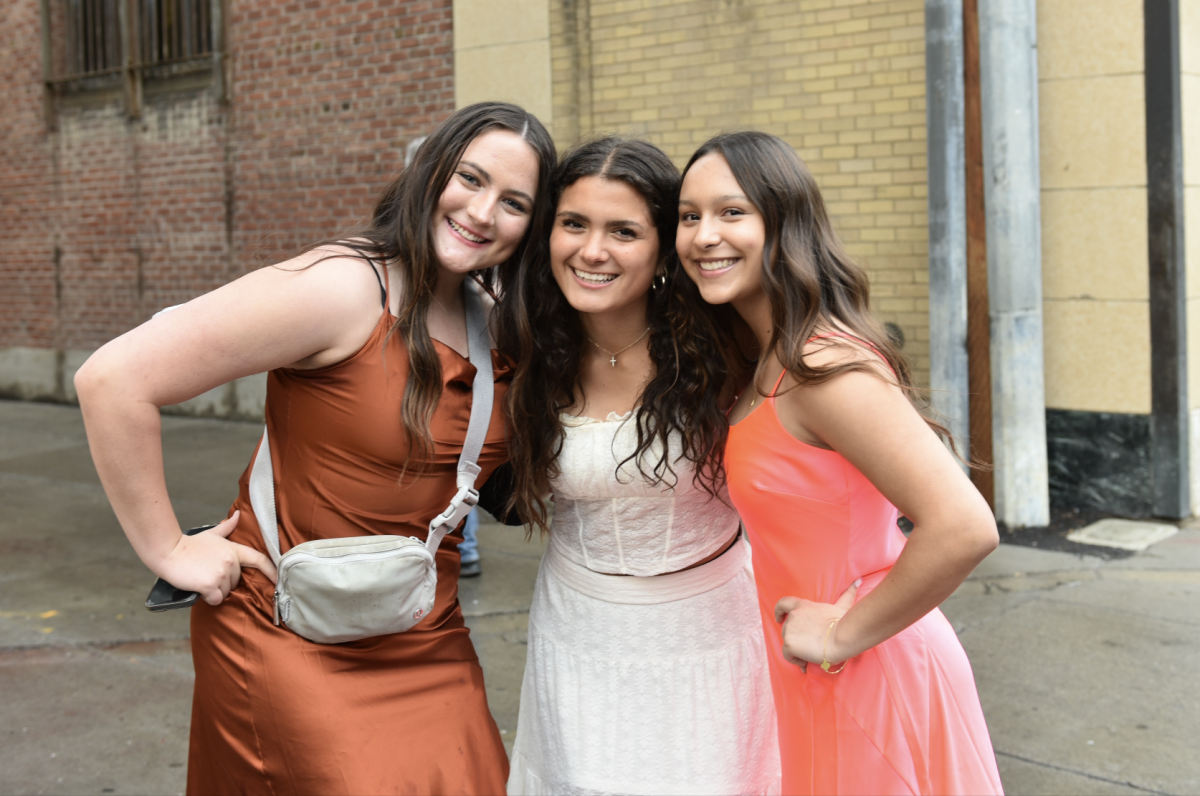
[587,326,651,367]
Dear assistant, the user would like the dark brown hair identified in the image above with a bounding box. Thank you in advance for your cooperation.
[321,102,556,470]
[496,136,735,533]
[682,132,950,441]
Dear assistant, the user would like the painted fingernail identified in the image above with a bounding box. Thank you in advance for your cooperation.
[854,578,862,587]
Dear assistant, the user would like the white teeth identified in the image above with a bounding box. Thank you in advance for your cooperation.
[449,218,487,243]
[572,267,617,284]
[699,258,738,271]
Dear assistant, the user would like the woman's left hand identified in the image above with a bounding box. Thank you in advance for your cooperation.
[774,579,860,673]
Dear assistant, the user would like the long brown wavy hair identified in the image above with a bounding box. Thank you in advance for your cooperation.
[495,136,736,534]
[682,131,954,444]
[314,102,556,470]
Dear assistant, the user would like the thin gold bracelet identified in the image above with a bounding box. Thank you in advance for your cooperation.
[821,618,846,673]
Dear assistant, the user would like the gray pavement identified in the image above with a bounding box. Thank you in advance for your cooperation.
[0,399,1196,795]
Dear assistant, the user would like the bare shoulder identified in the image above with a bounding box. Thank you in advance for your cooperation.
[171,244,392,369]
[772,329,903,448]
[76,244,395,407]
[799,328,893,379]
[256,244,387,305]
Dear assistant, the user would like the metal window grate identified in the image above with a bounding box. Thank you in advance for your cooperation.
[65,0,122,77]
[140,0,212,68]
[51,0,214,82]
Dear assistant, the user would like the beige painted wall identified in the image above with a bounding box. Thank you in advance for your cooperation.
[1038,0,1151,414]
[453,0,554,123]
[548,0,932,385]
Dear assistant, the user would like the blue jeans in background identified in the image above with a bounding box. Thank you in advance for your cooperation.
[458,508,481,576]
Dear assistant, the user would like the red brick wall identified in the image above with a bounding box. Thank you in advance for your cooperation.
[1,0,59,350]
[231,0,455,265]
[0,0,455,353]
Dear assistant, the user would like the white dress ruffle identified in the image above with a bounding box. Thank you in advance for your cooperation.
[507,414,781,795]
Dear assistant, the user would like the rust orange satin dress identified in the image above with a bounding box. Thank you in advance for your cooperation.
[187,281,511,795]
[726,368,1003,795]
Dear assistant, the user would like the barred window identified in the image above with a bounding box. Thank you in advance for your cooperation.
[64,0,123,78]
[41,0,224,120]
[139,0,214,67]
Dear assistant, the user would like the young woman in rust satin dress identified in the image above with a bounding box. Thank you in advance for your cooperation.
[677,132,1004,795]
[75,103,557,794]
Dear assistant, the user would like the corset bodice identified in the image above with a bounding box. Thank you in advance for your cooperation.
[548,412,739,576]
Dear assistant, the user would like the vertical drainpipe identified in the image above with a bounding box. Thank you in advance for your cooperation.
[1144,0,1189,518]
[978,0,1050,527]
[925,0,970,468]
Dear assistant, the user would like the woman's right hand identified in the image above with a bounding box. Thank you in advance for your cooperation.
[155,511,278,605]
[775,578,860,672]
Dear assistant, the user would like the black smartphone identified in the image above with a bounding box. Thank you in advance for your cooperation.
[144,524,216,612]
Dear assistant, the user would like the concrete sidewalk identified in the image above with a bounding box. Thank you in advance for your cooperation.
[0,400,1196,795]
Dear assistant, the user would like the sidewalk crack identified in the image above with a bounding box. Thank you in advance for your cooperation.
[994,749,1174,795]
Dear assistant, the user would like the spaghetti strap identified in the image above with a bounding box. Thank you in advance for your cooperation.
[371,260,388,310]
[764,331,891,406]
[769,370,787,395]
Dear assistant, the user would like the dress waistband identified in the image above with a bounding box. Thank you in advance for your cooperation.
[544,534,751,605]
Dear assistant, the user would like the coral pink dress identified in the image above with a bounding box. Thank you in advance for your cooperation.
[725,366,1003,795]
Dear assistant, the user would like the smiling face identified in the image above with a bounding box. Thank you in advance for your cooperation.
[431,129,540,276]
[676,152,767,309]
[550,176,660,320]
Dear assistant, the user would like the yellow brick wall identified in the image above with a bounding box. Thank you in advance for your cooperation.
[549,0,932,386]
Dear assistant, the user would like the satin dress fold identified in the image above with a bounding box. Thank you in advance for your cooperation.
[725,368,1003,796]
[187,293,512,795]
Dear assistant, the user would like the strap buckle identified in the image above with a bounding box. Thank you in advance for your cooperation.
[429,484,480,533]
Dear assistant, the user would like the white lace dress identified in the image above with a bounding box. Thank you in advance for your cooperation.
[507,413,781,795]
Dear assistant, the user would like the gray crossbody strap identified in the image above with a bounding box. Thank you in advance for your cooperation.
[248,278,495,564]
[424,278,494,553]
[249,424,282,564]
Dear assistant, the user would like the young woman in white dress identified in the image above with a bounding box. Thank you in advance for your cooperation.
[496,137,781,795]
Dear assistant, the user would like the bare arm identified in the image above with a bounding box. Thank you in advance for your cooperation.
[75,251,389,604]
[771,353,998,669]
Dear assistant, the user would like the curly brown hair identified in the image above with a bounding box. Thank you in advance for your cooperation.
[495,137,737,533]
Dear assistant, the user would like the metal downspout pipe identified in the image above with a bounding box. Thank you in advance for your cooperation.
[978,0,1050,527]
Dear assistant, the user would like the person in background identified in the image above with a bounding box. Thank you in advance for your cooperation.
[458,507,482,577]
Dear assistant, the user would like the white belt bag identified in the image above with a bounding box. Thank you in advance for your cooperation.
[247,280,494,645]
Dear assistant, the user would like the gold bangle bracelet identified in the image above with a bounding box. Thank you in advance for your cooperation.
[821,618,846,674]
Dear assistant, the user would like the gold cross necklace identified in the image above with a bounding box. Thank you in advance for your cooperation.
[587,326,652,367]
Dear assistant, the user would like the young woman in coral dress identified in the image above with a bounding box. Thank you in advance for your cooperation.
[76,103,557,794]
[498,136,780,794]
[677,131,1004,795]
